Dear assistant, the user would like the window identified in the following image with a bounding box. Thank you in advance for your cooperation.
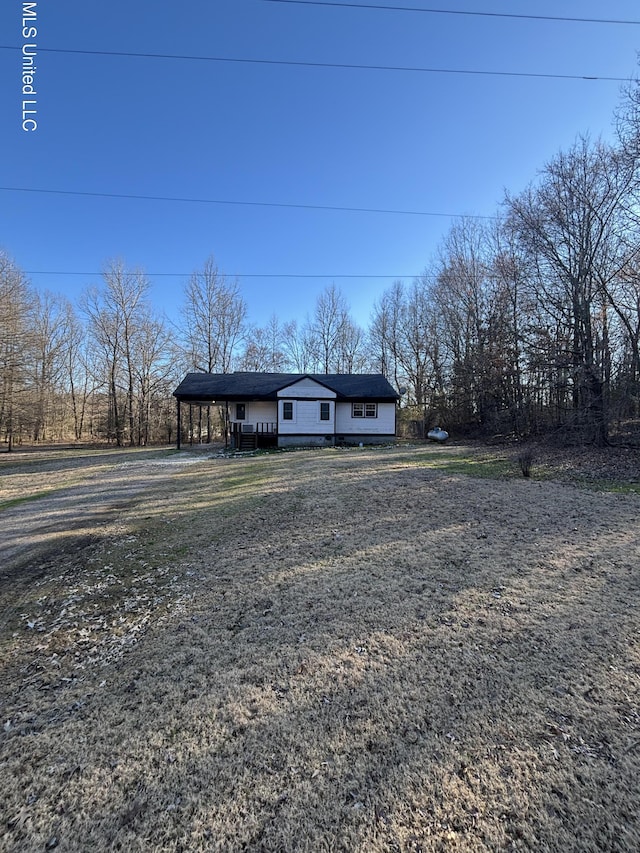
[320,402,330,421]
[352,402,377,418]
[236,403,246,420]
[282,401,293,420]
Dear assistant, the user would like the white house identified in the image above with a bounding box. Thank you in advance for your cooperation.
[173,372,399,449]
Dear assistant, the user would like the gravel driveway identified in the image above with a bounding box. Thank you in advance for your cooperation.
[0,447,214,576]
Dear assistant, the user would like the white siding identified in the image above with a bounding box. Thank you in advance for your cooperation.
[277,377,336,399]
[229,401,277,426]
[335,402,396,435]
[278,399,335,435]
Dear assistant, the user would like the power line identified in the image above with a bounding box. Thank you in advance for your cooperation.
[260,0,640,27]
[23,270,421,280]
[0,45,629,83]
[0,186,499,220]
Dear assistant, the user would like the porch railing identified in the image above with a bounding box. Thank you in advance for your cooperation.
[238,422,277,434]
[231,422,277,448]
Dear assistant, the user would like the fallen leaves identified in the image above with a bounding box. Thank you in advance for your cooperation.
[1,446,640,852]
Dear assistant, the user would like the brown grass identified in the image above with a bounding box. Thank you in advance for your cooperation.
[1,445,639,851]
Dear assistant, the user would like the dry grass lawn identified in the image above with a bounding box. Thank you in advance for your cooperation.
[1,444,639,852]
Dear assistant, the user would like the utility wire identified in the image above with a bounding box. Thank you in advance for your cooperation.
[0,45,629,83]
[0,186,499,220]
[261,0,640,27]
[23,270,421,279]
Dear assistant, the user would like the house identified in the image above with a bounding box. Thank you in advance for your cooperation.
[173,372,399,450]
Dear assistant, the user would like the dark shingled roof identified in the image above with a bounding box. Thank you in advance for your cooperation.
[173,372,399,403]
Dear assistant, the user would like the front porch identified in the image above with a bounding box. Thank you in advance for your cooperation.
[231,422,278,451]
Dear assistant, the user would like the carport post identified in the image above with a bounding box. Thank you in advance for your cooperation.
[176,399,181,450]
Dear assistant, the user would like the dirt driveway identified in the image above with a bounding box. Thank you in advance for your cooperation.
[0,447,214,574]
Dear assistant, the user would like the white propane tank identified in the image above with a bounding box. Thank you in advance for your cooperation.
[427,426,449,442]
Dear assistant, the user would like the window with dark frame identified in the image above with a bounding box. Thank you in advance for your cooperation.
[320,402,330,421]
[236,403,246,420]
[282,401,293,420]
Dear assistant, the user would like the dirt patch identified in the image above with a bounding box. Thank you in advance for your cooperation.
[1,445,639,851]
[0,446,215,574]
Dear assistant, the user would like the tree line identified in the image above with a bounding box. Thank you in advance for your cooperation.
[3,82,640,449]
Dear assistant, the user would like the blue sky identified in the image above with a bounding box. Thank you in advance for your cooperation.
[1,0,639,330]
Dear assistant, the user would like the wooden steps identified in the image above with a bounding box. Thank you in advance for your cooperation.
[238,432,258,451]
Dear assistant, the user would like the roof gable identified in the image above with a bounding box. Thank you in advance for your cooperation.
[277,376,337,398]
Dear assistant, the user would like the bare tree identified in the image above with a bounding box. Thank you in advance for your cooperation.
[601,259,640,416]
[616,76,640,161]
[369,280,405,389]
[335,317,367,374]
[487,222,535,434]
[240,315,287,372]
[0,254,33,449]
[368,277,446,434]
[281,319,317,373]
[182,256,247,373]
[81,261,152,446]
[30,292,74,442]
[310,284,350,373]
[506,137,638,445]
[433,218,496,428]
[115,306,172,446]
